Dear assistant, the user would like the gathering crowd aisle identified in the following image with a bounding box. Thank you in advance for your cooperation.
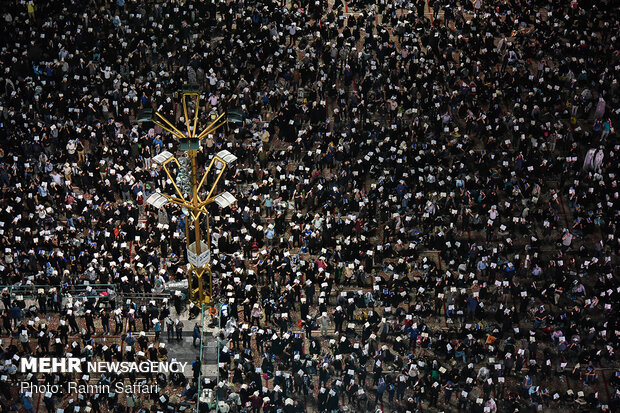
[0,0,619,412]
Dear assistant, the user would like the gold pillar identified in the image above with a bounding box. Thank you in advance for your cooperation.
[142,92,236,307]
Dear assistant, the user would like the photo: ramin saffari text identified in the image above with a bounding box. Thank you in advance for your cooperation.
[0,0,617,412]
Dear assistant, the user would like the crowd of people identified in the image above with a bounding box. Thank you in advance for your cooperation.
[0,0,618,412]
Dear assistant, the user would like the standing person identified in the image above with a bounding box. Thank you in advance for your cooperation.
[444,380,455,405]
[43,392,55,413]
[287,22,297,46]
[265,225,275,246]
[114,309,123,334]
[319,364,330,388]
[193,323,201,347]
[85,310,96,335]
[319,312,330,337]
[127,309,137,332]
[432,0,441,20]
[166,317,174,340]
[176,319,184,341]
[251,303,262,327]
[601,119,611,141]
[37,290,47,313]
[594,96,606,119]
[561,230,574,251]
[387,382,396,405]
[264,194,273,217]
[76,139,86,164]
[396,375,407,403]
[21,392,34,413]
[376,377,386,405]
[19,329,30,354]
[1,311,11,335]
[333,307,344,335]
[192,357,201,381]
[154,320,162,340]
[51,289,61,312]
[101,310,110,335]
[26,1,35,20]
[67,310,79,334]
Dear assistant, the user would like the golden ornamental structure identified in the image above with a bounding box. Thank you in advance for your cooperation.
[139,91,241,306]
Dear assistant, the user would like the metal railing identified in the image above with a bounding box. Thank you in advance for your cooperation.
[0,283,117,299]
[197,303,221,411]
[116,292,172,304]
